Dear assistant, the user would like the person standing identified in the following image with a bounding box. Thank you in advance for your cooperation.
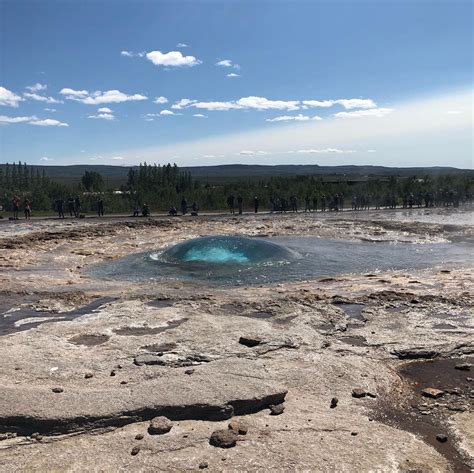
[237,195,243,214]
[181,197,188,215]
[23,198,31,220]
[97,198,104,217]
[12,196,20,220]
[74,196,81,217]
[67,197,75,217]
[227,194,235,214]
[254,196,259,213]
[56,199,65,218]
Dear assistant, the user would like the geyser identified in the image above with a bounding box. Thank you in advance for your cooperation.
[87,235,471,286]
[158,236,293,264]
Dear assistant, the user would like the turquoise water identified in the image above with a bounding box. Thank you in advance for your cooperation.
[87,235,472,286]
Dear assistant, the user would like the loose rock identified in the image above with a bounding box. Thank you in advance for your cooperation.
[228,419,248,435]
[352,388,367,398]
[454,363,471,371]
[131,446,140,456]
[199,461,209,469]
[269,403,285,415]
[51,387,63,393]
[239,335,262,347]
[209,429,238,448]
[84,373,93,379]
[330,397,338,408]
[148,416,172,435]
[436,434,448,443]
[135,434,144,440]
[422,388,445,399]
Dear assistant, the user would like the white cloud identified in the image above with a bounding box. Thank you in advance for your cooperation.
[0,115,36,124]
[182,96,300,112]
[335,98,376,109]
[0,86,23,107]
[30,118,69,127]
[40,156,53,161]
[266,114,322,122]
[172,98,196,109]
[26,83,47,92]
[226,73,240,78]
[65,89,471,169]
[160,109,177,116]
[297,148,356,154]
[302,100,335,108]
[98,107,112,113]
[0,114,68,127]
[154,96,168,104]
[120,50,134,57]
[193,113,207,118]
[24,92,63,104]
[215,59,240,70]
[193,101,241,111]
[60,88,147,104]
[144,118,154,122]
[236,96,299,111]
[44,108,56,112]
[238,150,268,156]
[334,108,393,118]
[88,113,115,120]
[146,50,201,67]
[303,98,376,109]
[111,156,124,160]
[176,43,189,48]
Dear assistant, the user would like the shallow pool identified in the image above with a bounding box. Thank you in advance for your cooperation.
[87,235,472,286]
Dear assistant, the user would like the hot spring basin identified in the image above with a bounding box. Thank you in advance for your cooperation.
[87,235,472,286]
[158,235,293,264]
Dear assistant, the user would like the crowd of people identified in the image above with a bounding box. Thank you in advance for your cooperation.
[4,188,470,221]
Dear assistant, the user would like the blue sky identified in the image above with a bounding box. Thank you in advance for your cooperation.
[0,0,472,168]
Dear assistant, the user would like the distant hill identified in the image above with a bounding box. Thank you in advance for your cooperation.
[0,163,471,187]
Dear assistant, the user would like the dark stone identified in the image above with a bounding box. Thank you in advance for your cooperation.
[454,363,471,371]
[392,349,439,360]
[209,429,238,448]
[330,397,338,409]
[0,434,7,441]
[185,369,195,375]
[148,416,172,435]
[135,433,144,440]
[84,373,93,379]
[131,446,140,455]
[436,434,448,443]
[351,432,358,436]
[51,387,63,393]
[199,461,209,469]
[352,389,367,398]
[269,403,285,415]
[239,336,262,347]
[120,381,128,385]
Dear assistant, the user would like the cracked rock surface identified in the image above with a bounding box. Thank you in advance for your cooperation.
[0,208,472,472]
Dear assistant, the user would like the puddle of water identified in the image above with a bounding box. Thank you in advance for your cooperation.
[69,334,110,346]
[0,297,115,336]
[374,357,473,472]
[336,303,366,322]
[339,335,368,347]
[113,318,188,336]
[147,299,175,309]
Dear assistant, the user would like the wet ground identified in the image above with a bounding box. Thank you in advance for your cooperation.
[0,208,472,472]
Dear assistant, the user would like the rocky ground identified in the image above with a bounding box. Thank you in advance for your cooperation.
[0,209,472,472]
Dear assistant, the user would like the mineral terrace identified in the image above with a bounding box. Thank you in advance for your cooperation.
[0,209,472,472]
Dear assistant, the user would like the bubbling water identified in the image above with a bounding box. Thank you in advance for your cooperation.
[157,236,293,265]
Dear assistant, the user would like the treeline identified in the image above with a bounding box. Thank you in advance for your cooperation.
[0,161,472,214]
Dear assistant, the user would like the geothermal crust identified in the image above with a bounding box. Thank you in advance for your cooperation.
[0,209,472,472]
